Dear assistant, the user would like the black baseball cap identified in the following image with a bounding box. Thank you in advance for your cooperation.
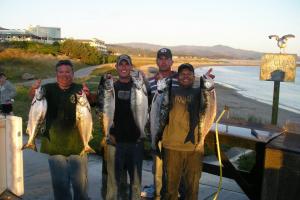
[178,63,194,74]
[157,48,172,59]
[116,54,132,66]
[0,72,6,77]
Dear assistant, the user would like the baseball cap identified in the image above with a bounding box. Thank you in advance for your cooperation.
[157,48,172,59]
[178,63,194,74]
[116,54,132,66]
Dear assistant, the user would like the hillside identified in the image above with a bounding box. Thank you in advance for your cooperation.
[108,42,263,60]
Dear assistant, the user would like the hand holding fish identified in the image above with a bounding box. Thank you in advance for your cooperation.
[203,68,215,90]
[29,79,42,98]
[82,83,90,96]
[205,68,215,79]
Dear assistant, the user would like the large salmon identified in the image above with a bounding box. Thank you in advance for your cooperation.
[76,91,95,156]
[22,87,47,151]
[130,70,148,139]
[150,78,170,151]
[197,75,217,150]
[97,74,115,147]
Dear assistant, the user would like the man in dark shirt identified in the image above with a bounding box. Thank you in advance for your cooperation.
[29,60,91,200]
[103,54,145,200]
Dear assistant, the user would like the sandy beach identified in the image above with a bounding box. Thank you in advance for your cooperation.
[215,83,300,127]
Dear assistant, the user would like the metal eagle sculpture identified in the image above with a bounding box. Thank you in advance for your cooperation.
[268,34,295,53]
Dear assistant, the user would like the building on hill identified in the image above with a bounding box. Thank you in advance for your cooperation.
[0,25,62,44]
[27,25,61,44]
[76,38,108,54]
[0,28,40,42]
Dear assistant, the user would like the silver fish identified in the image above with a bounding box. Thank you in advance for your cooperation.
[197,79,217,150]
[22,87,47,151]
[76,91,95,156]
[150,78,169,150]
[130,70,148,138]
[98,74,115,147]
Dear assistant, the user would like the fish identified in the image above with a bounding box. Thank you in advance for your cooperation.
[130,70,148,139]
[22,86,47,151]
[150,78,169,149]
[196,80,217,150]
[182,74,217,146]
[97,74,115,149]
[150,78,171,158]
[76,90,95,156]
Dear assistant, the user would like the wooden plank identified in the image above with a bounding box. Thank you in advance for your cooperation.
[261,133,300,200]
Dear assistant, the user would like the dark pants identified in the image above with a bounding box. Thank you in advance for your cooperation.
[164,149,203,200]
[115,141,144,200]
[0,104,12,114]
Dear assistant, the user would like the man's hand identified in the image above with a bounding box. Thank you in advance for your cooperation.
[203,68,215,90]
[29,79,41,98]
[32,79,42,89]
[205,68,215,79]
[82,83,90,96]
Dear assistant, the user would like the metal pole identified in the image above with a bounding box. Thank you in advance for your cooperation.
[271,81,280,125]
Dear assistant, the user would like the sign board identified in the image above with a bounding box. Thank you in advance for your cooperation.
[260,53,297,82]
[0,115,24,197]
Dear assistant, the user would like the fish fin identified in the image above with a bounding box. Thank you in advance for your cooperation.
[184,131,195,144]
[21,143,37,152]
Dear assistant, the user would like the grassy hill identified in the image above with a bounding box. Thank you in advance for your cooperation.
[0,48,89,82]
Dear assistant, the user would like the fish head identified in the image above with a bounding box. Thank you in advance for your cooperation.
[98,74,114,91]
[35,87,45,100]
[131,70,144,89]
[76,90,88,106]
[157,78,168,92]
[105,78,114,91]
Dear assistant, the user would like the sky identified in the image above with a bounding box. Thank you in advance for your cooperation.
[1,0,300,55]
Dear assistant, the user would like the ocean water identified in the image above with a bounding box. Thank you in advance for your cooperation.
[195,66,300,114]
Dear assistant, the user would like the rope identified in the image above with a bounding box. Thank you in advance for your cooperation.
[213,106,229,200]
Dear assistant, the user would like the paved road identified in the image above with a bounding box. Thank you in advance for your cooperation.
[19,138,249,200]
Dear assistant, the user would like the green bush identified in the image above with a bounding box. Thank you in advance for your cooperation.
[60,39,103,65]
[237,151,256,171]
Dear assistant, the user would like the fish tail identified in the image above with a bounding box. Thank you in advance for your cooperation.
[21,143,37,152]
[184,131,195,144]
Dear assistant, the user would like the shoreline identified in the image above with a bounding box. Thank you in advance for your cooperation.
[142,64,299,128]
[215,83,300,127]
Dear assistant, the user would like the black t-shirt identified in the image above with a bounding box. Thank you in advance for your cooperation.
[40,83,83,156]
[111,80,140,143]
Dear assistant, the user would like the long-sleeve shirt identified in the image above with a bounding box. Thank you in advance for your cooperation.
[0,80,16,104]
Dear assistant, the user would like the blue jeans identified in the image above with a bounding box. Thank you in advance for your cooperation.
[48,155,89,200]
[115,141,144,200]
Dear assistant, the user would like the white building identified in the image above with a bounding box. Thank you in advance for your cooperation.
[76,38,108,54]
[0,27,40,42]
[27,25,61,43]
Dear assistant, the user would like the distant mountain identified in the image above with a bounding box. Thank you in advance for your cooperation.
[108,42,263,60]
[0,27,9,30]
[107,44,157,57]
